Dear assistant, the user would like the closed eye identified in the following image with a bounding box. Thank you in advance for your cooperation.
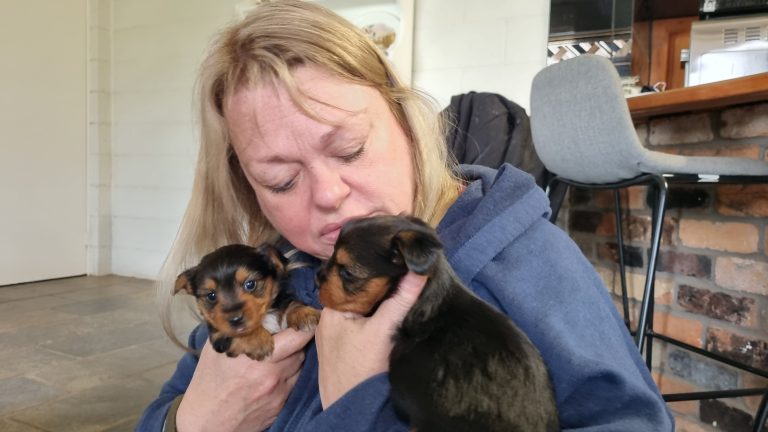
[338,266,354,281]
[339,143,366,163]
[266,177,296,194]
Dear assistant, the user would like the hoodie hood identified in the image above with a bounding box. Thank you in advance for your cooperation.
[437,164,552,283]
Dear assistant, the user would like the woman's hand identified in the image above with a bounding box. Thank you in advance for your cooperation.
[175,328,314,432]
[315,272,427,409]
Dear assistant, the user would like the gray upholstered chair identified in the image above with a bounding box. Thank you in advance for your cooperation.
[530,54,768,431]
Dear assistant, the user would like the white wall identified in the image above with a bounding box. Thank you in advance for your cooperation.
[107,0,239,278]
[412,0,550,111]
[101,0,551,278]
[88,0,112,275]
[1,0,88,284]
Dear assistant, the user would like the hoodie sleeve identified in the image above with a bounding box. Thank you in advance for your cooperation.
[470,220,674,431]
[134,325,204,432]
[296,373,410,432]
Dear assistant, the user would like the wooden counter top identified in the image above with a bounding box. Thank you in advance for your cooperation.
[627,72,768,120]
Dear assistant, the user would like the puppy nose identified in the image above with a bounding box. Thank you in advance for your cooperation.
[228,314,244,327]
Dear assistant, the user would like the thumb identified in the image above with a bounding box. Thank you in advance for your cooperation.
[372,272,427,329]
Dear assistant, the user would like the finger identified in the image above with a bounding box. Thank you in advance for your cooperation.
[372,272,427,326]
[270,327,315,361]
[274,348,305,377]
[319,307,362,324]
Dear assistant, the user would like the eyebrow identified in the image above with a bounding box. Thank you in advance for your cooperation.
[252,101,373,166]
[256,126,341,165]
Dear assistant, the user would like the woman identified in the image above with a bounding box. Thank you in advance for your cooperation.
[137,1,674,431]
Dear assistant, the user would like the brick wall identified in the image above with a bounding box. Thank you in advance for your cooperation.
[563,101,768,431]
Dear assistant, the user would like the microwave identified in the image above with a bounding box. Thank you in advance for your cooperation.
[687,14,768,86]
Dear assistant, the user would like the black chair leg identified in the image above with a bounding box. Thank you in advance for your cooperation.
[754,391,768,432]
[635,177,668,355]
[613,189,630,329]
[547,178,568,223]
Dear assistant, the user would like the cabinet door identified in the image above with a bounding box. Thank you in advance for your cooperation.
[632,16,697,89]
[0,0,87,285]
[651,16,697,90]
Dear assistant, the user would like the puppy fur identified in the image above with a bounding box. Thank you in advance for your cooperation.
[318,215,560,432]
[175,243,320,360]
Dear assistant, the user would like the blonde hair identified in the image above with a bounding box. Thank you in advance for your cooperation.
[161,0,461,346]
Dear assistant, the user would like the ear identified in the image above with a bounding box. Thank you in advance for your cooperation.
[391,226,443,275]
[174,268,196,295]
[256,244,288,277]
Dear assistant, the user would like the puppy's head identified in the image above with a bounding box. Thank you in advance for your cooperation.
[318,215,443,314]
[174,244,287,337]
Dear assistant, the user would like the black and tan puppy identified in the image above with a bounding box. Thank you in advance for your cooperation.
[174,244,320,360]
[318,215,559,432]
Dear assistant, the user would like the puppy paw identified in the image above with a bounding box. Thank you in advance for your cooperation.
[287,304,321,331]
[245,338,274,361]
[211,336,232,354]
[229,329,274,361]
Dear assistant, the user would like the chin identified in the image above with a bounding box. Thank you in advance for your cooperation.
[308,244,334,260]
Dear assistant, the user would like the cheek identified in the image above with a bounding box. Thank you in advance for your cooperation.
[373,137,415,212]
[255,192,315,245]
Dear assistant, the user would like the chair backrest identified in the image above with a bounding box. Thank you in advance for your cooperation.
[530,55,768,182]
[529,55,647,184]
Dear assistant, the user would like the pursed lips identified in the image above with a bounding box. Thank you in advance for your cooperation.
[319,213,377,244]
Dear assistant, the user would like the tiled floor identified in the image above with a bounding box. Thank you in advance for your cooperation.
[0,276,197,432]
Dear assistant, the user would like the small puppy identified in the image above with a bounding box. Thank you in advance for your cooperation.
[174,243,320,360]
[318,215,559,432]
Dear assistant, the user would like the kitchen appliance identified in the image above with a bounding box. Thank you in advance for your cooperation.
[687,14,768,86]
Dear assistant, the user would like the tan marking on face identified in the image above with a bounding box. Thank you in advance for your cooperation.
[335,249,351,267]
[198,269,279,337]
[202,278,218,292]
[319,266,392,314]
[234,267,253,288]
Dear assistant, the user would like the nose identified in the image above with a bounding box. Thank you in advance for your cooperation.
[228,314,244,327]
[311,163,350,210]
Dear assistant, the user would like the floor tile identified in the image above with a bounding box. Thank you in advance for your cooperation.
[0,307,77,333]
[0,321,84,351]
[0,346,73,381]
[53,283,153,302]
[28,356,133,394]
[50,294,147,317]
[141,362,180,386]
[9,378,158,432]
[0,376,64,416]
[0,418,46,431]
[41,321,165,358]
[0,276,190,430]
[102,416,140,432]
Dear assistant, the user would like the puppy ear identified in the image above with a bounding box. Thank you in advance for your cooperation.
[256,244,288,277]
[391,226,443,275]
[174,269,195,295]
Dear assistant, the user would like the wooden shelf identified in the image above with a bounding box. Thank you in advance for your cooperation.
[627,72,768,120]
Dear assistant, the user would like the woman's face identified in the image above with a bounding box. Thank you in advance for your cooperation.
[225,66,416,259]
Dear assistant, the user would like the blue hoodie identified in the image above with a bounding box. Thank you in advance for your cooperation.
[137,164,674,431]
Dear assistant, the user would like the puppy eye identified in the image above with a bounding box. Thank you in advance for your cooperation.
[243,280,256,291]
[338,267,353,281]
[206,292,217,303]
